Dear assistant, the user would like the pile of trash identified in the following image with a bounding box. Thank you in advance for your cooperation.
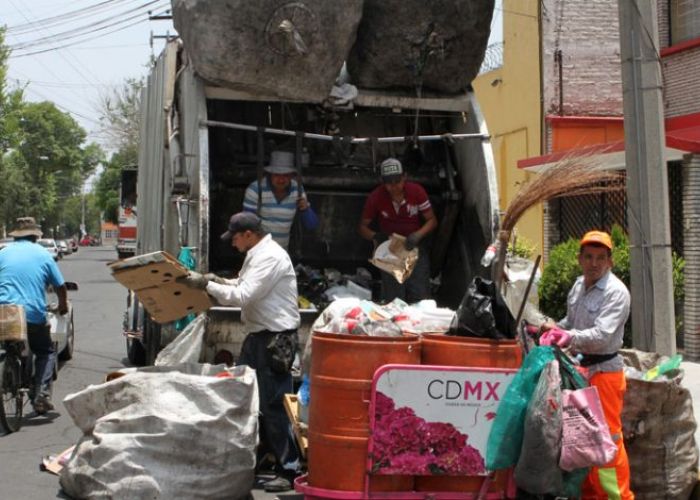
[295,264,373,310]
[311,297,455,337]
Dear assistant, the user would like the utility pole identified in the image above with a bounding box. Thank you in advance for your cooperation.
[618,1,676,355]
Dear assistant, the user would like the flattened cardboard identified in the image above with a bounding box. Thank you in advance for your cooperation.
[109,252,187,290]
[109,251,212,324]
[136,281,212,324]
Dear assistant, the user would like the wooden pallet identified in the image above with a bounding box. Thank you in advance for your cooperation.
[283,394,308,458]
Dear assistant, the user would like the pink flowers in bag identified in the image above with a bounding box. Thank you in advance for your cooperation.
[559,386,617,471]
[371,392,485,475]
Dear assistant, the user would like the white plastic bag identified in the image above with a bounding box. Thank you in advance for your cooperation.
[60,363,258,499]
[154,313,206,366]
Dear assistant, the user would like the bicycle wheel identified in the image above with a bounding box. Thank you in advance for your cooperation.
[0,356,24,433]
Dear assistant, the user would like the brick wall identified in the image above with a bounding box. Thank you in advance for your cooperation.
[657,0,670,49]
[663,50,700,117]
[657,0,700,117]
[541,0,623,117]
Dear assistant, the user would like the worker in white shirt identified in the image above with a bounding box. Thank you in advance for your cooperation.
[179,211,300,493]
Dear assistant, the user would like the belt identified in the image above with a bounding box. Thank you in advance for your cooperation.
[250,329,296,336]
[579,352,619,367]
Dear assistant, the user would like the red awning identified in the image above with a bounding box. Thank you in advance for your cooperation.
[518,112,700,171]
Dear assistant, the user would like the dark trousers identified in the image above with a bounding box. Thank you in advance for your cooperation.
[381,246,431,303]
[27,322,55,400]
[238,330,300,477]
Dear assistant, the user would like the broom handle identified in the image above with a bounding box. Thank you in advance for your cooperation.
[491,230,510,287]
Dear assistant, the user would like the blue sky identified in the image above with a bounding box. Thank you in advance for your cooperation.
[4,0,174,148]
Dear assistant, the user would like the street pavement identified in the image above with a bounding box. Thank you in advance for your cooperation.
[1,246,698,498]
[0,247,300,500]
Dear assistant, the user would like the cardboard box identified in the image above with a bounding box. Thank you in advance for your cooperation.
[0,304,27,342]
[109,252,212,324]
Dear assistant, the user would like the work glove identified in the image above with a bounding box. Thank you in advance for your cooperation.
[177,271,210,290]
[404,232,421,251]
[539,327,572,348]
[372,231,389,245]
[203,273,227,285]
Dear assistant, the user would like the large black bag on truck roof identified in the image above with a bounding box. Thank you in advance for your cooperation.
[171,0,363,102]
[347,0,495,94]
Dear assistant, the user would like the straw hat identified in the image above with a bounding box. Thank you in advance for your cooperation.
[8,217,43,238]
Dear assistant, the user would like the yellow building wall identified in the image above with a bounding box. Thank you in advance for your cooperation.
[473,1,543,257]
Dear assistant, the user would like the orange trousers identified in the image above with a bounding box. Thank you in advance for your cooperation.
[580,371,634,500]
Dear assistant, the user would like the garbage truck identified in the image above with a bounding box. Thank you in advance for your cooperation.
[123,0,500,365]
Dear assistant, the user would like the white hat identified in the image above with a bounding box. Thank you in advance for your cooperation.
[264,151,297,175]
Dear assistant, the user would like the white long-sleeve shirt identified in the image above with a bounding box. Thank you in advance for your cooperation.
[206,234,300,333]
[558,270,630,375]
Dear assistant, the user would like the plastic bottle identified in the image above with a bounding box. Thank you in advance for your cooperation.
[643,354,683,381]
[298,374,310,406]
[480,241,500,267]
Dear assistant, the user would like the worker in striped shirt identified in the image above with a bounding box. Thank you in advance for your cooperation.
[243,151,319,250]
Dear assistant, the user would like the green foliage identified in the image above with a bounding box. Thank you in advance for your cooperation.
[539,225,685,346]
[508,236,536,260]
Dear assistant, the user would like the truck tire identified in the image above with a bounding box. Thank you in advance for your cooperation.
[126,337,146,366]
[143,316,162,366]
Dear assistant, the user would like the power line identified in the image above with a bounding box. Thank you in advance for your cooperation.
[7,0,130,35]
[8,0,102,88]
[9,1,164,51]
[9,16,155,58]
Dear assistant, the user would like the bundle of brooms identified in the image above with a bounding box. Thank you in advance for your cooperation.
[490,154,625,286]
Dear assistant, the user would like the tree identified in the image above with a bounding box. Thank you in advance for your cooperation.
[94,78,144,222]
[98,77,143,153]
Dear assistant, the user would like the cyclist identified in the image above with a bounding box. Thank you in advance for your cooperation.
[0,217,68,414]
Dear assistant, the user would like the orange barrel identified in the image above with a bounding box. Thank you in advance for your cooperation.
[416,333,521,493]
[307,332,421,492]
[421,333,522,369]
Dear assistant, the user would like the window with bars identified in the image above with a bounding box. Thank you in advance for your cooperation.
[670,0,700,45]
[553,163,684,257]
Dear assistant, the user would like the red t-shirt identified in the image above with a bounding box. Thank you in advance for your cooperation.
[361,181,432,236]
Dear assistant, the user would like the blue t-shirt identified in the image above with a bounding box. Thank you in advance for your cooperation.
[0,240,65,324]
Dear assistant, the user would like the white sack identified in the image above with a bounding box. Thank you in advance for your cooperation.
[155,313,207,366]
[59,363,258,500]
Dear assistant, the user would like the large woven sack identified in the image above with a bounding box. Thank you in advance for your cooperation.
[172,0,363,102]
[60,363,258,500]
[621,349,699,499]
[347,0,494,93]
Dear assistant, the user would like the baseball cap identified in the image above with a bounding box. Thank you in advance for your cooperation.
[380,157,404,182]
[580,230,613,250]
[220,212,262,241]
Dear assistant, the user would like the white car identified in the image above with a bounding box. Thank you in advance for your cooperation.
[57,240,70,257]
[38,238,60,261]
[47,282,78,362]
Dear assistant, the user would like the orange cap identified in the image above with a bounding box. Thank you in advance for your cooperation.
[580,230,613,250]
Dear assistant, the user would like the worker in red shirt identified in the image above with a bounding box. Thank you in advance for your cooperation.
[359,157,437,303]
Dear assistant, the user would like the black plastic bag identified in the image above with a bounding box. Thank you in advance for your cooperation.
[449,277,516,339]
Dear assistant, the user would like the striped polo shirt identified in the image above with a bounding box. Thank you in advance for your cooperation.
[243,178,301,249]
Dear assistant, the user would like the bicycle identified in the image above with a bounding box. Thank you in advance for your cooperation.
[0,339,30,433]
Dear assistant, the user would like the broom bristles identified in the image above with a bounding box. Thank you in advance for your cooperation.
[500,154,624,233]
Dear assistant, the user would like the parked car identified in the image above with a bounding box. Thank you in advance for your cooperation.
[57,240,70,257]
[47,281,78,362]
[38,238,60,261]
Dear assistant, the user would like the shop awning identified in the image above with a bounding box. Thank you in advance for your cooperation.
[518,112,700,172]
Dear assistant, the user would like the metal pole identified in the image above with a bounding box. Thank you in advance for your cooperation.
[201,119,488,143]
[618,0,675,355]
